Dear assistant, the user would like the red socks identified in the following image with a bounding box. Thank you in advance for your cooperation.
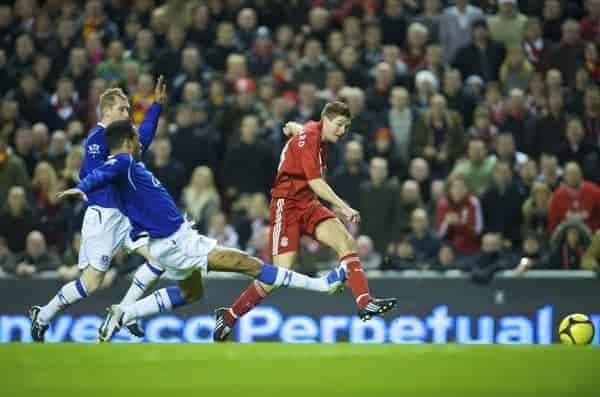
[341,253,372,309]
[224,280,267,326]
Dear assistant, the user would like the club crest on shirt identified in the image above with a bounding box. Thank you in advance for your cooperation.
[100,255,110,267]
[88,143,101,156]
[281,237,288,247]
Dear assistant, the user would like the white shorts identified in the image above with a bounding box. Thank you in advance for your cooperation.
[78,206,146,272]
[148,221,217,281]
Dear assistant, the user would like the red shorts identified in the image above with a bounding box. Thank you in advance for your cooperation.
[269,198,336,257]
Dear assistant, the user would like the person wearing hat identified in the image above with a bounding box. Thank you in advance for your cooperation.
[487,0,528,48]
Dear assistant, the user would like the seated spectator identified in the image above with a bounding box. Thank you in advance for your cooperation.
[558,117,600,181]
[409,157,432,203]
[47,130,69,173]
[500,88,536,156]
[131,73,155,125]
[538,153,562,191]
[452,19,505,83]
[366,127,402,177]
[330,140,368,210]
[207,212,239,249]
[517,158,538,195]
[0,186,34,253]
[484,81,506,126]
[223,114,275,197]
[357,235,382,270]
[582,86,600,146]
[146,137,185,203]
[359,157,398,254]
[431,243,462,271]
[412,70,438,111]
[8,230,60,277]
[583,42,600,84]
[549,221,593,270]
[0,137,30,204]
[96,39,125,82]
[412,93,466,174]
[500,45,533,94]
[451,138,497,196]
[394,180,423,240]
[522,17,551,73]
[514,234,551,274]
[293,38,332,88]
[549,162,600,233]
[436,173,483,255]
[12,127,37,176]
[470,232,518,283]
[246,224,271,263]
[400,22,429,74]
[469,106,498,151]
[365,62,395,114]
[443,68,476,128]
[31,161,68,247]
[487,0,528,48]
[60,146,83,188]
[533,90,567,157]
[0,236,16,274]
[494,132,527,171]
[548,19,585,86]
[525,73,547,117]
[50,77,82,129]
[481,161,526,246]
[386,86,416,168]
[170,104,220,180]
[408,208,441,265]
[181,166,221,231]
[522,181,552,240]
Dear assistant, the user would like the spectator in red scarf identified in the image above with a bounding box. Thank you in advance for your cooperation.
[436,173,483,254]
[583,42,600,83]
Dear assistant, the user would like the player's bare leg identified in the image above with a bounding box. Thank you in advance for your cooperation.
[315,218,397,321]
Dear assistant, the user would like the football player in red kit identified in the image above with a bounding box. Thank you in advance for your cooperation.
[214,101,397,341]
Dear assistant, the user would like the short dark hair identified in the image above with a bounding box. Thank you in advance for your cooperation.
[104,120,136,151]
[321,101,351,120]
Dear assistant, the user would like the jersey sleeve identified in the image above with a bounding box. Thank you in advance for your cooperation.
[300,131,321,181]
[138,102,162,153]
[77,154,129,194]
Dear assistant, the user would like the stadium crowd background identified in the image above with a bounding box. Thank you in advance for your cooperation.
[0,0,599,283]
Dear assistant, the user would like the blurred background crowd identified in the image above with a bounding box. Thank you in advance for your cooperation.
[1,0,600,282]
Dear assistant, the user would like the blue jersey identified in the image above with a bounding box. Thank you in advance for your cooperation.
[80,103,162,209]
[77,153,184,239]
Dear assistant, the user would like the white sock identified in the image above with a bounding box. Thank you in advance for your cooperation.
[272,268,329,292]
[38,279,88,324]
[119,262,164,305]
[121,286,185,323]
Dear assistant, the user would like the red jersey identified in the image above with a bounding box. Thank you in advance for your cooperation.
[548,181,600,232]
[270,121,328,202]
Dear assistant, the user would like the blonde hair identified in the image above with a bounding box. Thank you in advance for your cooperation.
[32,161,58,192]
[99,88,127,116]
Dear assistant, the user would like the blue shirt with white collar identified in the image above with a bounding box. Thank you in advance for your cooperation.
[77,153,184,239]
[80,103,162,209]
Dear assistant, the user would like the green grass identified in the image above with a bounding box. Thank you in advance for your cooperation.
[2,344,599,397]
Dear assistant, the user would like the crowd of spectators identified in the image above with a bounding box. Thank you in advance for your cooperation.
[1,0,600,280]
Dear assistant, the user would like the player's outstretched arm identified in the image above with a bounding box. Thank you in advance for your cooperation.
[308,178,360,223]
[138,75,167,152]
[75,155,129,195]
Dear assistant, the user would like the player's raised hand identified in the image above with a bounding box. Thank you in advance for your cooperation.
[341,205,361,224]
[154,74,168,104]
[283,121,303,137]
[57,188,88,202]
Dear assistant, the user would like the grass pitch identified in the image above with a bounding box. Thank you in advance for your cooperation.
[2,344,598,397]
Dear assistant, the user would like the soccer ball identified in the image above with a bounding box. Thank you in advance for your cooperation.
[559,314,595,345]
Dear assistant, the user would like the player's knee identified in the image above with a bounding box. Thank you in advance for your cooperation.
[338,231,357,254]
[80,269,104,293]
[239,253,263,276]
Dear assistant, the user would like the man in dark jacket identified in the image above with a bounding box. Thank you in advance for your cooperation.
[359,157,399,254]
[223,115,275,197]
[330,140,368,210]
[7,231,60,277]
[481,161,526,246]
[452,19,505,82]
